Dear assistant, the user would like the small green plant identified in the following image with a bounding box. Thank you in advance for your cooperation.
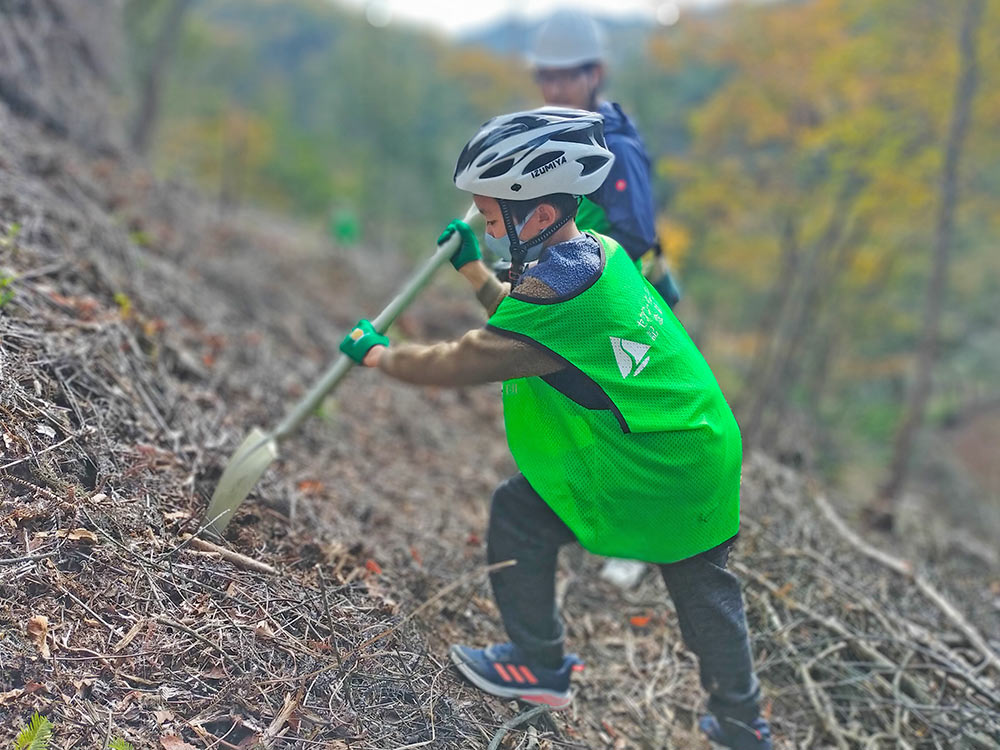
[14,711,52,750]
[0,275,14,308]
[314,396,339,421]
[128,229,151,248]
[113,291,133,317]
[0,222,21,250]
[12,713,133,750]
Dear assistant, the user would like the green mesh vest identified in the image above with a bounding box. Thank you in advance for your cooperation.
[578,196,644,273]
[487,233,741,563]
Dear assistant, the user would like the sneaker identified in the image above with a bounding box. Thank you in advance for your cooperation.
[449,642,583,710]
[699,715,772,750]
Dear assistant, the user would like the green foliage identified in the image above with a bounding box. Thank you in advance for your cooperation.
[0,275,15,308]
[127,0,535,251]
[14,712,53,750]
[652,0,999,482]
[0,222,21,251]
[129,229,152,247]
[12,712,134,750]
[114,292,133,317]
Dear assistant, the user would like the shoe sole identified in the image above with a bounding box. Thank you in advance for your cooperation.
[699,717,771,750]
[449,646,572,710]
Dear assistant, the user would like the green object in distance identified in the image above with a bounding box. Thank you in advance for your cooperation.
[330,207,361,245]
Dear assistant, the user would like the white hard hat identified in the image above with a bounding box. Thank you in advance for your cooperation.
[453,107,615,201]
[528,10,606,69]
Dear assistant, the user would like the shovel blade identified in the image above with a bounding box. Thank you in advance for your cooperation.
[203,427,278,538]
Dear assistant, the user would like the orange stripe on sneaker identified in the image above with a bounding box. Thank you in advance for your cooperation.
[519,666,539,684]
[507,665,526,683]
[494,663,512,682]
[525,693,571,708]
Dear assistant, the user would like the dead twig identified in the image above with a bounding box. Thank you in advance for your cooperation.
[486,706,548,750]
[178,534,278,575]
[316,564,342,668]
[155,616,243,674]
[258,692,299,749]
[814,494,1000,675]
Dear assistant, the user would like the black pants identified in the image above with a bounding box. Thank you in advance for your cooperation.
[487,473,762,723]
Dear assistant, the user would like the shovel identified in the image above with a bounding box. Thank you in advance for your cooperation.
[202,203,480,538]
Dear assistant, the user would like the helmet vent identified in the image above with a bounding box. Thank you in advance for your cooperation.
[453,107,614,200]
[550,129,594,145]
[577,155,611,176]
[476,151,498,168]
[481,158,516,179]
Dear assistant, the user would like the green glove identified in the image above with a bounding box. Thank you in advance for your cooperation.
[339,319,389,364]
[438,219,481,270]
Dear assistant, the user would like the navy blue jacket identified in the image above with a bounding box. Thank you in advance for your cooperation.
[591,101,658,261]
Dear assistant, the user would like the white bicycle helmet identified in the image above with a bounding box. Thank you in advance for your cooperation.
[453,107,615,277]
[454,107,614,200]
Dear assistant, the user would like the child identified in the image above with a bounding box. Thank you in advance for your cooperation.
[340,108,771,750]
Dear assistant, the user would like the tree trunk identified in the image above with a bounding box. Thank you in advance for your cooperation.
[756,214,867,452]
[130,0,192,155]
[218,115,248,215]
[735,215,800,417]
[868,0,984,531]
[744,176,863,449]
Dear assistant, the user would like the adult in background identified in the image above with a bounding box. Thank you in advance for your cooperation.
[529,9,681,307]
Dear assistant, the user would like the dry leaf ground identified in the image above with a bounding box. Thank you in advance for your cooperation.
[1,104,998,749]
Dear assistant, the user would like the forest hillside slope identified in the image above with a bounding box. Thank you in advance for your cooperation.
[1,50,999,750]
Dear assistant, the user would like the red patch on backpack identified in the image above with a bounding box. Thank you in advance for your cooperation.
[615,179,627,192]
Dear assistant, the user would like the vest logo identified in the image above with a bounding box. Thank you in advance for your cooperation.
[530,154,566,179]
[610,337,651,378]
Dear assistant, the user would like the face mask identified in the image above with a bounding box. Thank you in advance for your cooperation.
[483,207,542,263]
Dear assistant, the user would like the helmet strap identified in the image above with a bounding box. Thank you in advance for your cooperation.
[498,200,525,284]
[499,198,574,285]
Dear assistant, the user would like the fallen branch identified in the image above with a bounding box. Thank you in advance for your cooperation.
[0,544,63,565]
[487,706,548,750]
[179,534,277,575]
[0,428,89,471]
[756,591,850,750]
[736,562,997,750]
[813,494,1000,674]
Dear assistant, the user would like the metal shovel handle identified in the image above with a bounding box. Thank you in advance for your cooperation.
[271,203,479,440]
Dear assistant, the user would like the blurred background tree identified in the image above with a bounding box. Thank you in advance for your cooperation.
[117,0,1000,536]
[124,0,535,248]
